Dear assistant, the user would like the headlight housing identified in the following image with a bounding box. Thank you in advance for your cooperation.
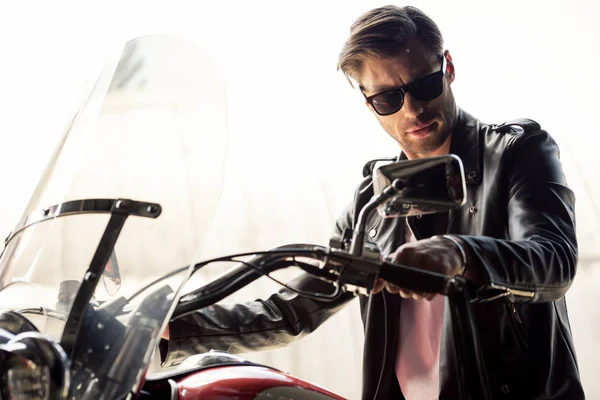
[0,331,69,400]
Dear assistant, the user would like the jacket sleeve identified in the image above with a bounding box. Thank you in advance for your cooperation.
[162,262,355,366]
[458,129,577,303]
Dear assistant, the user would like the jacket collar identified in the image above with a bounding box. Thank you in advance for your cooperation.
[398,108,482,185]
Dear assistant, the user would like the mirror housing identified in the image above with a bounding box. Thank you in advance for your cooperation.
[347,155,467,256]
[373,154,466,218]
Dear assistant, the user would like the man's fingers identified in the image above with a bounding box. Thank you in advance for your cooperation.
[386,282,402,294]
[372,278,386,294]
[379,279,435,300]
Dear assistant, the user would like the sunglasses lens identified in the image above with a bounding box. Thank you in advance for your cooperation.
[371,90,404,115]
[409,73,443,102]
[368,62,444,116]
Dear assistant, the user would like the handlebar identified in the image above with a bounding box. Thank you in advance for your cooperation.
[172,244,466,319]
[173,256,295,318]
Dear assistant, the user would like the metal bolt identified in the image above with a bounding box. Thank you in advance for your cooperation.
[84,272,97,281]
[114,199,131,210]
[449,278,464,292]
[147,205,157,214]
[368,228,377,238]
[469,206,477,214]
[467,171,477,180]
[43,208,50,216]
[416,214,423,219]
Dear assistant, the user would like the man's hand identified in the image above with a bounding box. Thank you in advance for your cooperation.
[372,235,466,300]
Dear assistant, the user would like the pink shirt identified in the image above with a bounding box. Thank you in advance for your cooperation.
[395,221,445,400]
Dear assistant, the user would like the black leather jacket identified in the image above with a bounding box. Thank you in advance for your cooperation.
[164,110,584,399]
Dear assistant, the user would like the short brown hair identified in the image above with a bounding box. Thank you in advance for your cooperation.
[338,5,444,82]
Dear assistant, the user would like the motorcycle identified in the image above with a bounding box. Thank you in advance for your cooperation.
[0,35,492,399]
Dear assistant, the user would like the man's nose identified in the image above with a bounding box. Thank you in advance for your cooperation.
[402,93,424,119]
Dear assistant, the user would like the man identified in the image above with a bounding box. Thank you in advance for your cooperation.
[162,5,584,399]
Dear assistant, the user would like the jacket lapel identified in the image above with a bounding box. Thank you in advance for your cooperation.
[446,109,483,235]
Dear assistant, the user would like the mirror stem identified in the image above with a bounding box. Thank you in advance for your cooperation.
[350,179,405,256]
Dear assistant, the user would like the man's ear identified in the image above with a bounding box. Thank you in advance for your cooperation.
[444,50,456,84]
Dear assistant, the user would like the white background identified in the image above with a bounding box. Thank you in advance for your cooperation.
[0,0,599,398]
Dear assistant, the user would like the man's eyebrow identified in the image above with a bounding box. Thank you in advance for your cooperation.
[360,83,401,96]
[366,84,401,94]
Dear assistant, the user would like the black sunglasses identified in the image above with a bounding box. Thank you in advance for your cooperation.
[363,55,447,116]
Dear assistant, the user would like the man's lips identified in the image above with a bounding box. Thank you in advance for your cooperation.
[407,122,436,136]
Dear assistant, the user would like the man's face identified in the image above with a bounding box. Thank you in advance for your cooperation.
[358,38,457,159]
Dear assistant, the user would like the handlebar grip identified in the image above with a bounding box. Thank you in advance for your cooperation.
[378,261,454,295]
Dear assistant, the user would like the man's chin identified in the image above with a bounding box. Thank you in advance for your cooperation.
[402,133,449,156]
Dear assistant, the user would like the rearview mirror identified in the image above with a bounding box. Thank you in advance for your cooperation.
[373,154,466,218]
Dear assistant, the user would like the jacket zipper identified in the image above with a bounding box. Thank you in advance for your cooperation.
[474,283,536,303]
[506,302,529,350]
[489,283,535,299]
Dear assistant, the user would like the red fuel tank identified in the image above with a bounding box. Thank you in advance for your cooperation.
[176,365,347,400]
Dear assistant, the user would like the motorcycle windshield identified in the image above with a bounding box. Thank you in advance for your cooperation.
[0,35,227,397]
